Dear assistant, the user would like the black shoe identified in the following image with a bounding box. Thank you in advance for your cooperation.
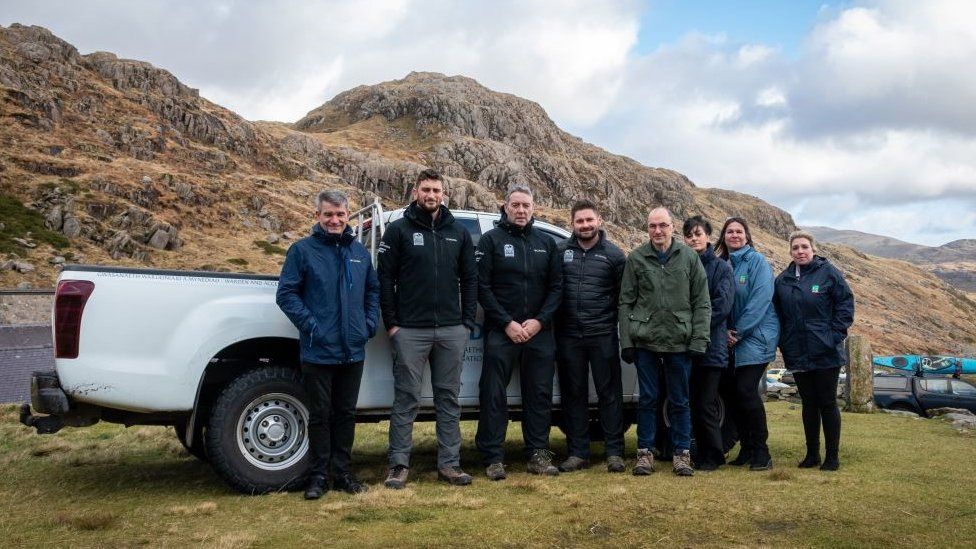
[333,472,368,494]
[820,456,840,471]
[696,461,720,472]
[729,449,753,466]
[797,454,821,468]
[303,475,328,500]
[750,455,773,471]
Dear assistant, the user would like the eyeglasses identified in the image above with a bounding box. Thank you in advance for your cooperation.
[648,223,672,231]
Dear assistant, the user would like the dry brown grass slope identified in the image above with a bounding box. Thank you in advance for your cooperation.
[1,24,974,354]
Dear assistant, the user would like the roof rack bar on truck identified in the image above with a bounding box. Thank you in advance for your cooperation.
[350,197,385,263]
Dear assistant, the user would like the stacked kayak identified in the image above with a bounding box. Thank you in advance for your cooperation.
[873,355,976,376]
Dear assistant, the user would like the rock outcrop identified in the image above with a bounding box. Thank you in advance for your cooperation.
[1,24,974,356]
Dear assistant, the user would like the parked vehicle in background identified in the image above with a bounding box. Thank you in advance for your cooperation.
[873,374,976,416]
[766,368,786,382]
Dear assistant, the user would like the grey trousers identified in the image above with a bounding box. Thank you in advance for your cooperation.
[388,324,468,468]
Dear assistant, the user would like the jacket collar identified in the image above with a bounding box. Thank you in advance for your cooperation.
[568,230,606,251]
[311,223,355,245]
[699,242,717,264]
[788,255,827,277]
[404,201,454,230]
[729,244,754,267]
[639,238,681,260]
[498,207,534,236]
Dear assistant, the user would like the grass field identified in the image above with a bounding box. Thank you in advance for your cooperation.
[1,401,974,548]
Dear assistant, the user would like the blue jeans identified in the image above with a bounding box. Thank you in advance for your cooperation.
[635,349,692,452]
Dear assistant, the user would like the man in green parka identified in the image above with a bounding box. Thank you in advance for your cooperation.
[619,207,711,476]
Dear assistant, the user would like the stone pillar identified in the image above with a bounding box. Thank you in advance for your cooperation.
[844,335,875,413]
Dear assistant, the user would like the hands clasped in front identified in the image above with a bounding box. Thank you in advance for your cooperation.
[505,319,542,344]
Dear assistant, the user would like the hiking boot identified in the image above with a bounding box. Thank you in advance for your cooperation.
[384,464,409,489]
[527,449,560,476]
[729,448,753,466]
[632,448,655,475]
[672,450,694,476]
[333,472,368,494]
[438,466,473,486]
[558,455,590,472]
[486,462,507,481]
[820,452,840,471]
[606,455,626,473]
[303,475,328,500]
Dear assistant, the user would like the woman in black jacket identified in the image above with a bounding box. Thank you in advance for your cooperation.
[683,216,735,471]
[773,230,854,471]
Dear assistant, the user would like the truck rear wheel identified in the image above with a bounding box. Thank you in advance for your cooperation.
[206,367,310,494]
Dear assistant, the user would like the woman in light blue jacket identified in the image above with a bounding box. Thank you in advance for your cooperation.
[715,217,779,471]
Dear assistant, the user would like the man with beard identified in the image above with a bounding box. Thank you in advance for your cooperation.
[475,184,563,480]
[555,200,627,473]
[378,169,478,489]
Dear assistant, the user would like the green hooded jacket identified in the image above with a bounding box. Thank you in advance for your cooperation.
[619,238,711,354]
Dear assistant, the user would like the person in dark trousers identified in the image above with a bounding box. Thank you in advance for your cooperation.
[555,200,627,473]
[773,230,854,471]
[377,169,478,489]
[682,215,735,471]
[620,207,711,477]
[715,216,779,471]
[475,184,563,480]
[276,190,380,500]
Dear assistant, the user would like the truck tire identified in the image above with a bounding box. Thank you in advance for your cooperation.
[174,422,208,462]
[206,367,310,494]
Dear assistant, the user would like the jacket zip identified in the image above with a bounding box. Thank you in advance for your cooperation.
[337,240,351,363]
[521,233,529,322]
[432,225,439,327]
[576,248,585,335]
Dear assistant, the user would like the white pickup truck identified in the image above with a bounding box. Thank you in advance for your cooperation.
[21,203,642,493]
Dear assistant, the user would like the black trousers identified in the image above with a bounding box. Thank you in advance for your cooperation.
[556,333,624,458]
[793,367,841,457]
[301,361,364,477]
[720,361,769,457]
[690,363,725,466]
[476,327,556,465]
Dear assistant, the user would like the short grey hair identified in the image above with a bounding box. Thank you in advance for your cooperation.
[648,206,674,224]
[505,184,533,202]
[316,190,349,211]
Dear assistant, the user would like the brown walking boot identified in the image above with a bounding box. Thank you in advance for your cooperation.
[632,448,655,475]
[672,450,694,476]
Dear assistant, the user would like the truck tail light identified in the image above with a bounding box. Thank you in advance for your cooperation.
[54,280,95,359]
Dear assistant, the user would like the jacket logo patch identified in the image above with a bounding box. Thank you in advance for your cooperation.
[475,250,485,262]
[349,258,362,263]
[811,284,820,293]
[504,244,515,258]
[594,254,607,260]
[563,250,574,263]
[413,233,424,246]
[533,248,546,253]
[738,275,748,285]
[445,237,458,242]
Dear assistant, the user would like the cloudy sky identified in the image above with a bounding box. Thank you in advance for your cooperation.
[3,0,975,246]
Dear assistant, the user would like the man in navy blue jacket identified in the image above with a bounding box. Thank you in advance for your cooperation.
[276,190,380,500]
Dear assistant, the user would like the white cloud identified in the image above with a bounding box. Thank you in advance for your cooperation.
[1,0,974,245]
[0,0,638,124]
[587,0,976,246]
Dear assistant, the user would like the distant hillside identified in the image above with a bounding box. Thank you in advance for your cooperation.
[1,24,975,354]
[805,227,976,292]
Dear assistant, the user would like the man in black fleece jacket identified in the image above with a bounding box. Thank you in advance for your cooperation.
[475,184,562,480]
[377,170,478,489]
